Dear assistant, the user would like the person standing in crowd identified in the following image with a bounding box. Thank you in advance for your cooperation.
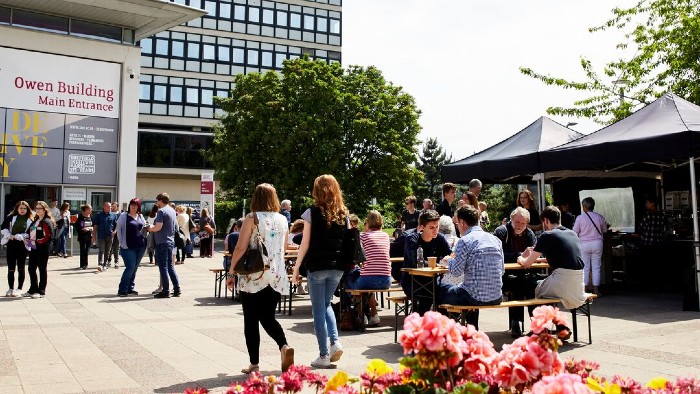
[438,205,504,330]
[198,208,216,258]
[400,196,420,231]
[436,183,457,217]
[116,198,147,297]
[469,179,482,198]
[401,210,452,314]
[280,199,292,227]
[345,210,392,326]
[226,184,294,374]
[55,202,70,258]
[557,200,576,230]
[24,201,55,299]
[185,206,196,258]
[94,202,117,272]
[148,193,180,298]
[175,205,190,265]
[421,198,433,213]
[518,206,586,339]
[292,174,348,369]
[75,204,93,270]
[2,201,33,297]
[637,196,666,288]
[493,207,537,338]
[49,199,60,255]
[109,202,121,268]
[287,219,304,249]
[573,197,607,296]
[517,189,542,231]
[479,202,490,230]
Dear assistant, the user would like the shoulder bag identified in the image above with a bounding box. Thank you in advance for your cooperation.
[584,212,604,237]
[233,213,269,276]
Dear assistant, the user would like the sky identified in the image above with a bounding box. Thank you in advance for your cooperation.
[342,0,636,161]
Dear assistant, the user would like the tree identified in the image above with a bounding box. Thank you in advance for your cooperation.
[209,57,422,213]
[414,137,452,203]
[520,0,700,125]
[479,184,518,230]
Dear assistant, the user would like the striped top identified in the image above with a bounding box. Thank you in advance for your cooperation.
[359,230,391,277]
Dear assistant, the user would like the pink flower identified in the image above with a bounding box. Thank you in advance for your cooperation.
[531,373,593,394]
[184,388,208,394]
[611,375,644,394]
[277,370,303,393]
[326,386,359,394]
[530,305,569,334]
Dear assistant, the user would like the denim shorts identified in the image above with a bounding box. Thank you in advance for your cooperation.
[346,272,392,290]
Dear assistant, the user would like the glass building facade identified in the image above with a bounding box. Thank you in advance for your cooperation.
[137,0,342,173]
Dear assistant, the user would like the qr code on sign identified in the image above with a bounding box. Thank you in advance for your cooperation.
[68,154,96,175]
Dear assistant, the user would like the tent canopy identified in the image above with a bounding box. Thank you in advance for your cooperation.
[442,116,582,184]
[540,93,700,173]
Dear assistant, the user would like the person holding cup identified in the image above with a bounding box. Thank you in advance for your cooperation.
[344,210,392,326]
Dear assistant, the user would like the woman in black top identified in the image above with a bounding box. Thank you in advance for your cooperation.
[517,189,542,231]
[2,201,33,297]
[25,201,55,298]
[75,204,94,269]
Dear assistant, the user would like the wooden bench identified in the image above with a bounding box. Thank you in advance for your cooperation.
[387,294,411,343]
[440,293,599,344]
[209,268,229,299]
[345,287,405,332]
[281,275,307,316]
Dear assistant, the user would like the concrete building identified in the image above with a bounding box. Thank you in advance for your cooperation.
[135,0,342,206]
[0,0,204,214]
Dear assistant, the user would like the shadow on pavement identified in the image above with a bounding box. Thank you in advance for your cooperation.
[154,372,242,393]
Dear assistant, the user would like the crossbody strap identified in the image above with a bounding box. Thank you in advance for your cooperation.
[584,212,604,237]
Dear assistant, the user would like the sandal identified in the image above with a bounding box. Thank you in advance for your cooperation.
[241,364,259,374]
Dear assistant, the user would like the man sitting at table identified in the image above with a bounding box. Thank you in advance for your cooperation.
[438,205,504,329]
[401,209,452,315]
[494,207,538,337]
[517,206,586,339]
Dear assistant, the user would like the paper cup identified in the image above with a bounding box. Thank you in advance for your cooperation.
[428,256,437,268]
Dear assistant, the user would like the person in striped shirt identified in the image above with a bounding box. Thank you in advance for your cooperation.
[345,210,392,326]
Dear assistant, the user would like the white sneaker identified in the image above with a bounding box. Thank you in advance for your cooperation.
[310,355,332,368]
[5,289,12,297]
[30,293,43,299]
[12,290,22,298]
[296,285,307,295]
[329,342,343,362]
[368,314,381,326]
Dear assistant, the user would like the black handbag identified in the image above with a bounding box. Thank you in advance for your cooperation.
[233,213,269,276]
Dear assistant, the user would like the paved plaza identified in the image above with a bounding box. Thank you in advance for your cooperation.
[1,250,699,393]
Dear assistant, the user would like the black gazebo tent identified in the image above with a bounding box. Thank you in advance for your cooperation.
[442,116,582,184]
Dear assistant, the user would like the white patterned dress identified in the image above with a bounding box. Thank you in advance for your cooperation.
[237,211,289,296]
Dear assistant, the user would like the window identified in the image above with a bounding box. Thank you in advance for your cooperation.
[276,53,286,68]
[303,14,314,30]
[187,42,200,58]
[140,38,153,54]
[233,47,245,63]
[0,7,9,24]
[276,10,287,26]
[154,85,167,101]
[330,18,340,34]
[139,83,151,100]
[186,88,199,103]
[262,51,273,67]
[203,44,216,60]
[317,17,327,32]
[248,7,260,23]
[71,19,122,42]
[13,9,68,34]
[138,133,172,167]
[262,8,274,24]
[204,1,217,17]
[579,188,636,233]
[201,89,214,105]
[172,41,185,57]
[247,49,259,65]
[138,133,213,169]
[170,86,182,102]
[220,3,231,18]
[234,5,246,20]
[290,13,301,28]
[156,39,169,55]
[218,46,230,61]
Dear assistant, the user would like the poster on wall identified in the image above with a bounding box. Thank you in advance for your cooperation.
[62,150,117,185]
[3,109,65,149]
[1,146,64,183]
[0,47,120,118]
[201,171,215,218]
[64,115,119,152]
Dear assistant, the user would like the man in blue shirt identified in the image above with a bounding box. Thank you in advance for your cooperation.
[148,193,180,298]
[94,202,117,272]
[438,205,504,329]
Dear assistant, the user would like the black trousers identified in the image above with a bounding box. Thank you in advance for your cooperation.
[504,272,538,323]
[79,238,91,268]
[28,243,50,295]
[6,240,27,289]
[241,285,288,365]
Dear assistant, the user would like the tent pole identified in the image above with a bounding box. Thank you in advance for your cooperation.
[537,173,546,210]
[689,157,700,310]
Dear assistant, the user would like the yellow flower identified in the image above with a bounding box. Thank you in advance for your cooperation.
[325,371,349,393]
[646,377,668,389]
[587,377,622,394]
[366,359,393,377]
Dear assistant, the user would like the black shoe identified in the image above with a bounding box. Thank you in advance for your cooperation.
[128,291,139,295]
[510,320,523,338]
[172,289,181,297]
[154,292,170,298]
[118,293,128,297]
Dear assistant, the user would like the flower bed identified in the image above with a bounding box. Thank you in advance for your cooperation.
[186,306,699,393]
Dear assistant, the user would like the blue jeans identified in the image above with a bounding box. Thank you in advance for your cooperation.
[155,242,179,292]
[186,233,195,255]
[307,269,343,357]
[118,247,145,295]
[438,283,502,329]
[345,270,391,290]
[58,227,67,255]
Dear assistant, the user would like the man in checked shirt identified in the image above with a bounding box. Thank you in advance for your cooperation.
[438,205,504,329]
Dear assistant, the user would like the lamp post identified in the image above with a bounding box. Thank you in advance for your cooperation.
[613,79,630,106]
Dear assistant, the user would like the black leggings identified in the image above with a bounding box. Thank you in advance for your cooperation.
[79,239,91,268]
[28,244,50,295]
[241,285,288,365]
[6,240,27,290]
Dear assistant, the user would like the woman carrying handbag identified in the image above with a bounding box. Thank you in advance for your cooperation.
[226,183,294,374]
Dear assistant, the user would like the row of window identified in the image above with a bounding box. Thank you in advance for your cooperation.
[0,6,135,44]
[139,75,230,118]
[138,132,213,169]
[140,31,340,74]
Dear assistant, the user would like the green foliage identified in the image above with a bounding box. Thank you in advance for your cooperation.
[214,200,243,235]
[210,57,422,213]
[479,184,518,230]
[415,137,453,203]
[520,0,700,124]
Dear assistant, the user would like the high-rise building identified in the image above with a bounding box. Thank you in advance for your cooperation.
[135,0,342,206]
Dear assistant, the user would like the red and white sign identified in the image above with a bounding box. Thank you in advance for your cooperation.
[0,47,120,118]
[201,171,215,218]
